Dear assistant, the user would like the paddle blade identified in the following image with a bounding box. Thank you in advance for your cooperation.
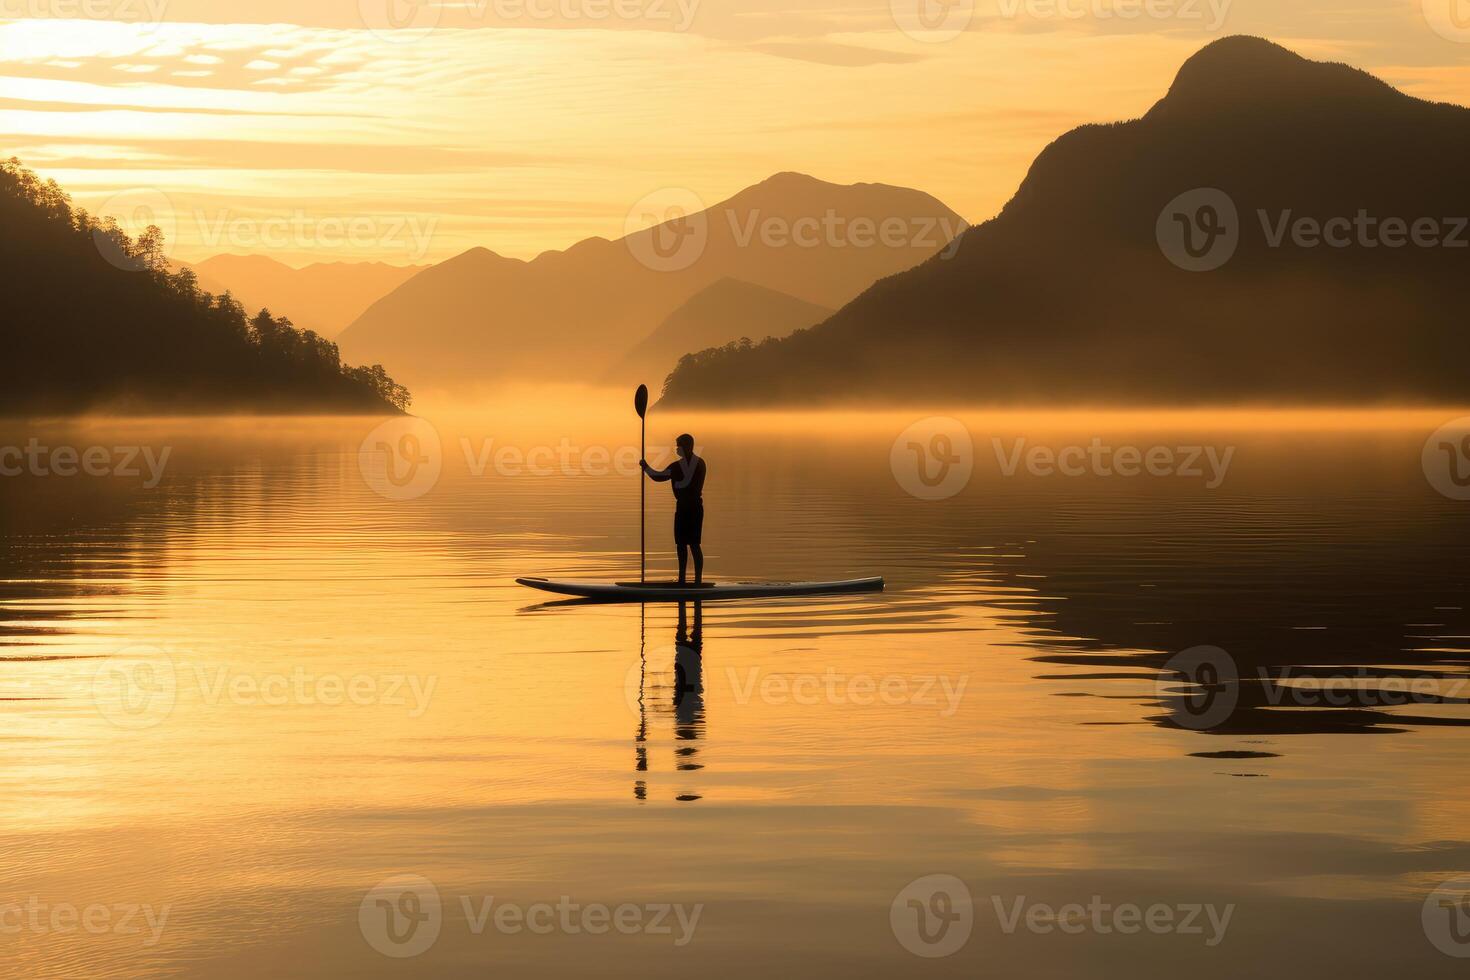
[634,384,649,418]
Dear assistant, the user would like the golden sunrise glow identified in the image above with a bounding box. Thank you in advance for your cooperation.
[4,4,1469,265]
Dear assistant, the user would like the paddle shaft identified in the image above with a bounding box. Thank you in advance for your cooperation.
[633,383,649,585]
[640,414,646,584]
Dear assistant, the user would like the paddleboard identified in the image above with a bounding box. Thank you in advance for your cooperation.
[515,576,884,602]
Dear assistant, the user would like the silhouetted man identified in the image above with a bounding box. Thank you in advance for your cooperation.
[641,434,706,585]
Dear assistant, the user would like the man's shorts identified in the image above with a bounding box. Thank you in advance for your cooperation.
[674,504,703,546]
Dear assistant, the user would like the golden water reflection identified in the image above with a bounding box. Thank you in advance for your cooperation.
[1,407,1468,977]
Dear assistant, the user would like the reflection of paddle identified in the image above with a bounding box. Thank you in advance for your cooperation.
[635,384,649,584]
[634,602,647,801]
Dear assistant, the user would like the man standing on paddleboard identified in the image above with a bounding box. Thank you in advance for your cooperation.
[641,434,706,585]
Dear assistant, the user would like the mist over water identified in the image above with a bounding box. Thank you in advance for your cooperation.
[2,404,1468,977]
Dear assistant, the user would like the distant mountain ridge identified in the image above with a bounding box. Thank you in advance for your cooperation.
[607,278,831,386]
[659,37,1470,406]
[189,254,426,337]
[336,173,965,389]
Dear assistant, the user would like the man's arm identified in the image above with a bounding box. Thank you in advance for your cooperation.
[641,460,673,482]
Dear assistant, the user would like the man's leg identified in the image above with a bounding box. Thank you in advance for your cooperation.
[677,543,689,584]
[691,545,703,585]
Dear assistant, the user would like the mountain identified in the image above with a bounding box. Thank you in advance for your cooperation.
[1,159,408,415]
[659,37,1470,406]
[336,173,965,388]
[608,278,831,386]
[190,254,426,337]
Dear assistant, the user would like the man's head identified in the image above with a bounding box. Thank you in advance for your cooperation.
[676,433,695,459]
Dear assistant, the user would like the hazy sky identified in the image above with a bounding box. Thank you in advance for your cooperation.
[3,0,1468,264]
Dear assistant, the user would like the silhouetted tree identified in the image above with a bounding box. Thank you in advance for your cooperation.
[0,157,411,414]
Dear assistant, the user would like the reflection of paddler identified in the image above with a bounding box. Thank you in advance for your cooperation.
[673,601,705,797]
[675,600,704,732]
[634,602,707,802]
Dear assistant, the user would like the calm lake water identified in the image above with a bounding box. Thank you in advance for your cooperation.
[2,404,1469,978]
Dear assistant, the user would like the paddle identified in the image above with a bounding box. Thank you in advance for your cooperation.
[634,384,649,584]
